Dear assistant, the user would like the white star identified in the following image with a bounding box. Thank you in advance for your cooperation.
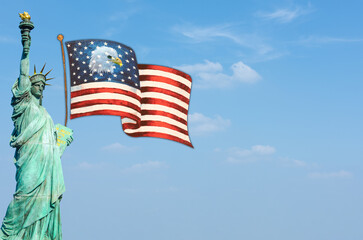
[84,46,88,50]
[90,41,94,44]
[134,74,137,78]
[97,55,101,58]
[95,77,98,80]
[92,60,96,63]
[83,70,87,73]
[113,74,117,77]
[126,60,129,63]
[135,83,138,86]
[128,76,131,79]
[127,68,130,71]
[130,49,133,53]
[118,45,121,49]
[77,67,80,70]
[73,72,76,75]
[78,42,82,45]
[89,73,93,76]
[84,79,87,82]
[104,42,108,45]
[108,78,111,81]
[118,54,122,58]
[133,66,136,69]
[71,63,75,66]
[122,79,125,82]
[82,61,86,64]
[131,58,134,61]
[70,53,73,56]
[98,64,102,67]
[107,69,111,72]
[100,73,103,76]
[80,51,83,55]
[73,81,76,84]
[78,76,81,79]
[86,56,90,59]
[67,44,70,47]
[125,52,129,55]
[73,48,77,51]
[120,71,124,74]
[75,58,79,61]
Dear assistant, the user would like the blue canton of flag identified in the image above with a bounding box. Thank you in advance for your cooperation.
[66,39,139,89]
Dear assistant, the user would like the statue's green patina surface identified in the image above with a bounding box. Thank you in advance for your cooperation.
[0,13,73,240]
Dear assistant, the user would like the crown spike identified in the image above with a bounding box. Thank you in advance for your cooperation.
[44,69,52,77]
[40,63,46,74]
[45,83,52,86]
[34,65,36,74]
[45,78,54,81]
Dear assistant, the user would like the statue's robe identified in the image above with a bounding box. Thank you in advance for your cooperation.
[0,79,65,240]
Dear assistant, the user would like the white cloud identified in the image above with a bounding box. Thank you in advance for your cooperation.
[176,60,261,88]
[122,161,167,173]
[226,145,276,163]
[257,5,314,23]
[308,170,353,179]
[188,113,231,136]
[102,142,137,152]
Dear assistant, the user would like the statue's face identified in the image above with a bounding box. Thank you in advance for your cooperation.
[31,81,44,99]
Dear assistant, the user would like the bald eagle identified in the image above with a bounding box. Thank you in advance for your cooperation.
[89,46,123,74]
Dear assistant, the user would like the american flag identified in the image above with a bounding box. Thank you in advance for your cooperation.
[65,39,193,147]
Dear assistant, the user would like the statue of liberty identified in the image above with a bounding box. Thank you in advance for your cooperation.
[0,12,73,240]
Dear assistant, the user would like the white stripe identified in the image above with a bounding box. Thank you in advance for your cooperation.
[141,104,187,120]
[124,126,190,142]
[140,115,188,131]
[71,104,141,118]
[141,81,190,99]
[71,92,141,106]
[139,69,191,88]
[141,92,188,110]
[71,82,141,95]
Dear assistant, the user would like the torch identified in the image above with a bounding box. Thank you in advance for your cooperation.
[18,12,34,54]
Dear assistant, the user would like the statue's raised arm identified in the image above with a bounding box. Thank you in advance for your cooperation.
[18,12,33,91]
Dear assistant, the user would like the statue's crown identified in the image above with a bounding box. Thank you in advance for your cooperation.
[30,64,53,85]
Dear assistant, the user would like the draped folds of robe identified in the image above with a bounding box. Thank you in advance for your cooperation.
[0,79,65,240]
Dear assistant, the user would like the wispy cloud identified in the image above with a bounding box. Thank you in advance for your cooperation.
[297,36,363,46]
[188,113,231,136]
[280,157,308,167]
[102,142,138,152]
[176,60,261,88]
[172,23,280,59]
[108,7,141,21]
[226,145,276,163]
[122,161,167,173]
[257,5,314,23]
[308,170,353,179]
[0,36,15,43]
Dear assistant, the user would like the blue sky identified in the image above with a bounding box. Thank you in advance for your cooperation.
[0,1,362,239]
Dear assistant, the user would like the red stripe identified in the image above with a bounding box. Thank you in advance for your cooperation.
[122,120,188,135]
[141,110,187,125]
[71,88,141,101]
[141,98,188,114]
[70,110,139,122]
[125,131,193,148]
[139,75,190,93]
[140,87,190,104]
[71,99,140,112]
[138,64,192,82]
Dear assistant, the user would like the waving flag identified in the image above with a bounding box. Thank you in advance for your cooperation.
[65,39,193,147]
